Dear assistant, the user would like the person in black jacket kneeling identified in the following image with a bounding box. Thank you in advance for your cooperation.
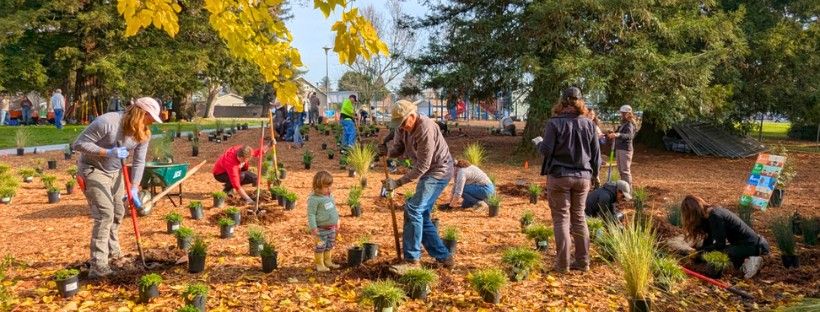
[584,180,631,222]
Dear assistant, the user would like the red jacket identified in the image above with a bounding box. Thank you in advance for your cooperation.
[212,145,263,191]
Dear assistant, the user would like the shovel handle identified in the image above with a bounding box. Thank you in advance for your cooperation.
[382,158,402,261]
[118,142,147,267]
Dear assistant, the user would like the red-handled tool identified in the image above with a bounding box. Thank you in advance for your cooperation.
[681,266,754,300]
[118,143,149,268]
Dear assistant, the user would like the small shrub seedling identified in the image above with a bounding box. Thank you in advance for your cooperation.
[802,218,819,246]
[462,143,486,167]
[164,212,183,223]
[525,224,554,242]
[284,192,297,202]
[17,168,36,180]
[468,268,507,296]
[53,269,79,281]
[187,201,203,209]
[520,210,535,225]
[653,256,685,290]
[527,183,542,197]
[702,251,731,272]
[487,194,501,207]
[212,191,227,200]
[360,280,405,309]
[66,166,78,179]
[248,227,265,244]
[607,218,656,301]
[347,186,363,206]
[182,282,208,300]
[398,268,437,297]
[218,217,235,227]
[177,305,199,312]
[302,150,314,165]
[501,247,541,281]
[137,273,162,290]
[225,206,240,215]
[260,242,277,257]
[189,237,207,257]
[442,226,459,241]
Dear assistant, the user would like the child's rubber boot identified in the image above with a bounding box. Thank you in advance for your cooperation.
[323,251,340,269]
[314,253,330,272]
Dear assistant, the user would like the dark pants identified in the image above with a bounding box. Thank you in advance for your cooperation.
[214,171,258,193]
[726,238,770,268]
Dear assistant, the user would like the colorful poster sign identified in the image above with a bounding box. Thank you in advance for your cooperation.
[739,153,785,211]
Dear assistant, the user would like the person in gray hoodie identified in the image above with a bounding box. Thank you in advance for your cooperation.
[607,105,637,185]
[532,87,601,273]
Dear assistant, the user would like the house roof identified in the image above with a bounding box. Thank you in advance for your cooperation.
[297,77,326,96]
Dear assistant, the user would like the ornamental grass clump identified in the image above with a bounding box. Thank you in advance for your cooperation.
[462,143,486,167]
[467,268,507,304]
[398,268,437,300]
[348,143,375,186]
[360,280,405,310]
[606,217,656,305]
[501,247,541,282]
[525,224,554,251]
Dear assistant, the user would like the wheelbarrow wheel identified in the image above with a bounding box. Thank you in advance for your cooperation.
[137,191,154,216]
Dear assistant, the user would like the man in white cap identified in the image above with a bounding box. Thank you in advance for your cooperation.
[584,180,631,222]
[606,105,637,185]
[382,99,455,268]
[72,97,162,278]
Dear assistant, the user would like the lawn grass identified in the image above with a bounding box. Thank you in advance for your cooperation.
[760,121,790,140]
[0,119,264,149]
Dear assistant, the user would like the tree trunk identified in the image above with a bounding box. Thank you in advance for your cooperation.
[203,84,220,118]
[519,77,560,153]
[634,110,666,149]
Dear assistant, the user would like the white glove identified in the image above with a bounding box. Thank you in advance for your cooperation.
[531,136,544,146]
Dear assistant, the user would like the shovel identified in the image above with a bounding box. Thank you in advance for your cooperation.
[118,143,158,269]
[681,266,755,300]
[381,159,402,261]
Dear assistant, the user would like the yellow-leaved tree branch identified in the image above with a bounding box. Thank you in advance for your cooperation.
[117,0,389,105]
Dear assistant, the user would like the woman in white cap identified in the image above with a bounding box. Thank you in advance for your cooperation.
[607,105,637,185]
[72,97,162,278]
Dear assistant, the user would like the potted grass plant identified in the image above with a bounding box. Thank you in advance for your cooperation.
[348,144,375,187]
[64,145,72,160]
[165,212,183,234]
[487,194,501,217]
[442,226,459,253]
[248,227,266,256]
[526,224,554,251]
[65,179,76,195]
[348,186,363,217]
[137,273,162,303]
[278,166,287,180]
[188,237,207,273]
[15,127,30,156]
[42,175,60,203]
[666,203,682,227]
[260,242,278,273]
[607,217,656,312]
[701,251,731,278]
[284,192,297,210]
[802,218,818,246]
[32,158,45,175]
[348,242,365,267]
[501,247,541,282]
[212,191,227,208]
[771,216,799,268]
[527,183,542,204]
[520,210,535,233]
[399,268,437,300]
[47,159,58,170]
[770,145,796,208]
[587,217,606,240]
[303,150,314,170]
[339,155,349,170]
[218,217,236,239]
[276,187,288,206]
[226,206,241,225]
[0,186,14,205]
[67,165,78,180]
[738,204,754,227]
[653,256,685,291]
[174,227,194,250]
[182,283,208,311]
[360,234,379,262]
[593,228,617,262]
[18,168,36,183]
[327,149,335,159]
[191,135,200,157]
[188,201,204,220]
[468,268,507,304]
[462,143,485,167]
[54,268,80,298]
[361,280,405,312]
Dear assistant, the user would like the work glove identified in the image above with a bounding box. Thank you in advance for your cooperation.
[107,147,129,159]
[129,187,142,209]
[382,178,398,192]
[531,136,543,146]
[243,195,255,205]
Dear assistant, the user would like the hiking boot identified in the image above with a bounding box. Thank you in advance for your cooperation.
[88,266,113,279]
[472,201,488,210]
[109,255,129,268]
[569,261,589,272]
[742,256,762,279]
[436,256,455,269]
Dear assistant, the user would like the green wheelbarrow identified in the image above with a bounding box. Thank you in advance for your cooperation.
[128,160,207,216]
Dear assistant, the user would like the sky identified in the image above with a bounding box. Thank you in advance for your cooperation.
[285,0,429,91]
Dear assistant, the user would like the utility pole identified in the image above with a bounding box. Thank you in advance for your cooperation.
[323,46,332,116]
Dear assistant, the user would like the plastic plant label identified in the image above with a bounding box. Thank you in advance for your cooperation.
[373,250,378,257]
[537,241,548,247]
[229,227,234,234]
[258,244,264,250]
[171,224,180,231]
[64,281,78,292]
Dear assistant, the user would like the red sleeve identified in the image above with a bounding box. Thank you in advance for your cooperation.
[229,164,242,190]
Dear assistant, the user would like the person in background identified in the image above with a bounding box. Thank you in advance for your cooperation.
[587,109,606,145]
[72,97,162,278]
[309,92,320,125]
[532,86,601,273]
[51,89,66,129]
[37,100,48,124]
[359,106,369,126]
[307,171,341,272]
[584,180,631,222]
[607,105,637,185]
[212,145,267,206]
[20,95,32,125]
[382,100,454,268]
[291,98,305,147]
[340,94,358,151]
[500,111,516,136]
[0,94,9,126]
[272,102,288,139]
[681,195,769,279]
[446,159,494,209]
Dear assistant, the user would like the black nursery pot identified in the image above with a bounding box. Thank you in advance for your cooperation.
[66,185,74,195]
[47,191,60,204]
[770,188,784,208]
[480,290,501,304]
[321,143,327,150]
[488,205,499,217]
[139,284,159,303]
[261,252,278,273]
[277,196,285,206]
[629,298,651,312]
[348,169,355,177]
[208,135,215,142]
[185,294,207,311]
[408,286,430,300]
[47,160,58,170]
[529,195,538,204]
[304,163,311,170]
[328,154,334,160]
[220,225,235,239]
[177,236,192,250]
[56,275,80,298]
[347,247,364,266]
[192,147,199,157]
[222,134,229,141]
[249,239,264,256]
[213,197,225,208]
[363,243,379,261]
[167,221,181,234]
[188,253,206,273]
[16,148,24,156]
[443,239,457,254]
[351,205,362,217]
[285,200,296,211]
[64,153,71,160]
[781,255,800,268]
[704,266,724,279]
[190,206,204,220]
[228,212,241,226]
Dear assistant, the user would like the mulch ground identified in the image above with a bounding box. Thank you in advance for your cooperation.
[0,120,817,311]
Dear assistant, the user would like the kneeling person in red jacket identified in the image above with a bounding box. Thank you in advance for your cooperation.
[213,145,265,205]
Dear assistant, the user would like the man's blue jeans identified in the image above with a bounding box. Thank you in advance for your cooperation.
[22,107,31,124]
[461,183,495,208]
[0,110,6,125]
[292,112,304,145]
[341,119,356,148]
[403,176,451,261]
[54,108,64,129]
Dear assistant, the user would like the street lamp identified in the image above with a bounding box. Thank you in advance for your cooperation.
[323,46,332,114]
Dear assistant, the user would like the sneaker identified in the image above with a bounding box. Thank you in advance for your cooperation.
[473,201,489,210]
[436,257,455,269]
[569,261,589,272]
[742,256,762,279]
[88,266,113,279]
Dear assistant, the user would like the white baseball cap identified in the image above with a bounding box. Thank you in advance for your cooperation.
[134,97,163,123]
[616,180,632,200]
[619,105,633,113]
